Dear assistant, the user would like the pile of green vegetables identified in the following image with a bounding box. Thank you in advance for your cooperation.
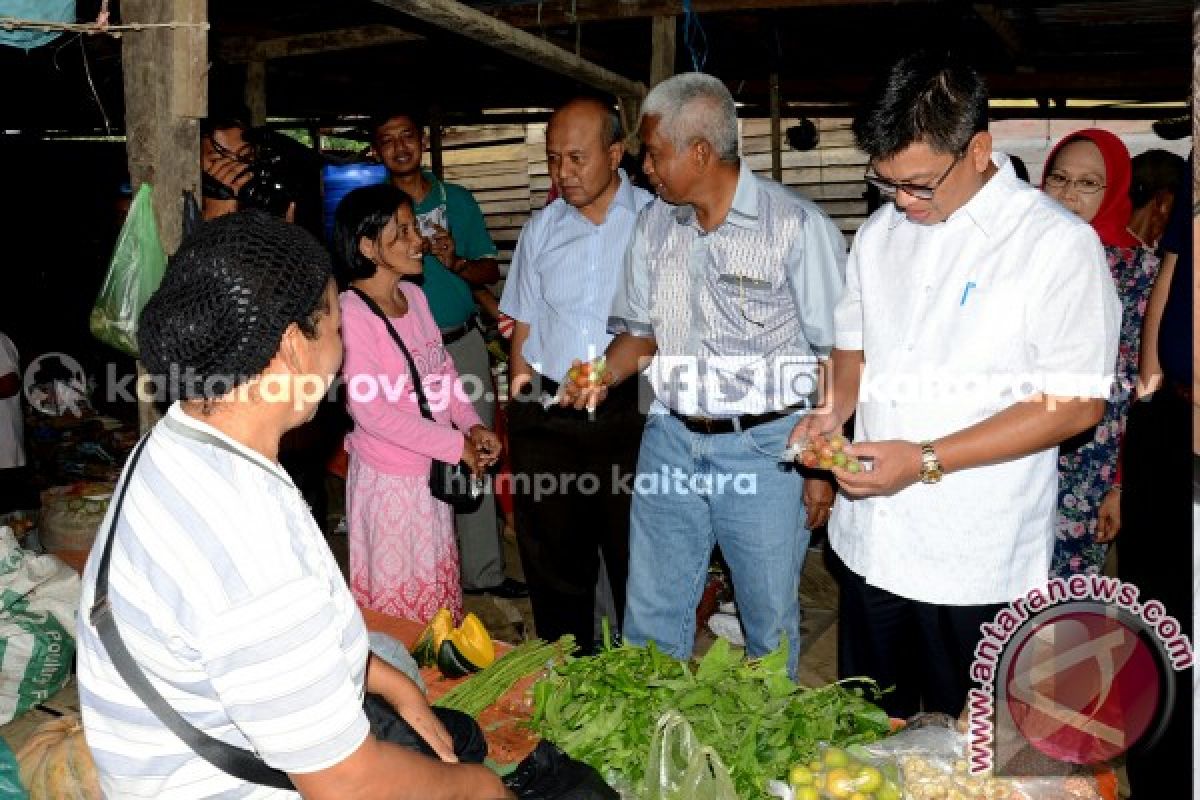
[529,637,891,799]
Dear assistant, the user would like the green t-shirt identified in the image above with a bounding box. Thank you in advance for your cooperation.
[410,171,498,328]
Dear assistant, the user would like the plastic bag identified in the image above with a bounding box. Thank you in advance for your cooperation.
[766,742,901,800]
[0,526,79,726]
[0,738,26,800]
[89,182,166,356]
[854,724,1109,800]
[641,711,738,800]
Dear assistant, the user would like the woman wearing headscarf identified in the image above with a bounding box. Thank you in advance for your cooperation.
[1041,128,1161,577]
[76,211,510,799]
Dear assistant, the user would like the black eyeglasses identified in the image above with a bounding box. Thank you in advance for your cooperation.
[865,150,965,201]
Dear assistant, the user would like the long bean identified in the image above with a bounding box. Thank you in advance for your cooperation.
[433,635,576,717]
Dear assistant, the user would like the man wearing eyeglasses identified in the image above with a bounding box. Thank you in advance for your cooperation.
[564,72,847,679]
[789,51,1120,718]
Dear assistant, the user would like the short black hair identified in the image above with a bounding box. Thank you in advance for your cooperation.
[369,108,428,141]
[853,50,989,160]
[1130,149,1186,209]
[201,99,252,138]
[331,184,415,285]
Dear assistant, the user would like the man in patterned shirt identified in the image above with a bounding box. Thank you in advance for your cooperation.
[566,73,847,677]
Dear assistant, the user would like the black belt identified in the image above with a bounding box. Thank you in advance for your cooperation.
[440,313,480,345]
[669,406,801,435]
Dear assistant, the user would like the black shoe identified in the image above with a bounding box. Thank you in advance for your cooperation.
[464,577,529,598]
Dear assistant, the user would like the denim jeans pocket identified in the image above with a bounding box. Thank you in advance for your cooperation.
[740,418,792,460]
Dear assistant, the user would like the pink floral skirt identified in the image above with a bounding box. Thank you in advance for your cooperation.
[347,455,462,624]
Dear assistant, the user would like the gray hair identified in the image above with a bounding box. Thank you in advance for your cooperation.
[640,72,739,163]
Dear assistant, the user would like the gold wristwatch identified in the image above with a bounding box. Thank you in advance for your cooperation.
[918,441,943,484]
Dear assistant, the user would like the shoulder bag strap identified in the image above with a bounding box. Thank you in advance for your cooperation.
[348,286,438,423]
[88,432,295,791]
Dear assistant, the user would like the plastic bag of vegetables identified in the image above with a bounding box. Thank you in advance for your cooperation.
[642,711,738,800]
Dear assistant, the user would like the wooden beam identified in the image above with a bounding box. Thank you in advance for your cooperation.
[486,0,938,28]
[368,0,645,99]
[650,16,676,87]
[218,25,423,63]
[734,68,1190,104]
[973,4,1023,61]
[122,0,206,431]
[245,60,267,126]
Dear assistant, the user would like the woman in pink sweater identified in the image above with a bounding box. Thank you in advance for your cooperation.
[332,185,500,623]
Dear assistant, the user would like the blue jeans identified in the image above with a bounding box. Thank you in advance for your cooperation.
[622,412,810,677]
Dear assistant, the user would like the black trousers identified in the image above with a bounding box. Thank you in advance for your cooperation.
[1117,389,1193,799]
[507,374,644,654]
[829,547,1003,719]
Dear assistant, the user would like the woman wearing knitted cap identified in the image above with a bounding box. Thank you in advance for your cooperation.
[1041,129,1161,577]
[76,211,510,799]
[333,185,501,625]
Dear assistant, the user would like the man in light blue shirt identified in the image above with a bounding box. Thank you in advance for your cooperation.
[500,97,653,653]
[566,74,846,677]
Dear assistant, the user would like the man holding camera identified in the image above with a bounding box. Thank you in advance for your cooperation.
[371,109,527,599]
[201,111,296,222]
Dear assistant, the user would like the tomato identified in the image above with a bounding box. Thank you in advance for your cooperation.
[824,767,856,799]
[800,451,819,469]
[830,434,847,451]
[823,748,850,768]
[788,764,815,787]
[832,452,847,467]
[818,457,834,470]
[845,459,862,474]
[856,766,884,793]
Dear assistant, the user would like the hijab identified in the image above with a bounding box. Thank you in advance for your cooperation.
[1041,128,1139,248]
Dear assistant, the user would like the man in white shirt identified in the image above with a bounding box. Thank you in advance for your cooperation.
[500,97,653,652]
[0,331,26,514]
[790,51,1120,717]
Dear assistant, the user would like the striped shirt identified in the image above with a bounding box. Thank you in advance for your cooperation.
[499,169,653,382]
[609,161,847,416]
[609,160,844,417]
[77,403,370,798]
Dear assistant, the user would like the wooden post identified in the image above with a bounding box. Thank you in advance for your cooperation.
[122,0,207,431]
[769,71,783,183]
[429,106,444,180]
[618,95,642,152]
[650,15,676,87]
[245,60,267,126]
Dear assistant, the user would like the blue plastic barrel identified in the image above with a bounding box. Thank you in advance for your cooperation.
[322,163,388,240]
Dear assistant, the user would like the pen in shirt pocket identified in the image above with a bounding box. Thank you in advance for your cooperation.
[959,281,978,306]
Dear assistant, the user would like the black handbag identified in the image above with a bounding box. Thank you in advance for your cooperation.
[89,429,488,790]
[349,287,485,513]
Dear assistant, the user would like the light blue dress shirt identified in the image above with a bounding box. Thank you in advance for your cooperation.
[500,169,654,382]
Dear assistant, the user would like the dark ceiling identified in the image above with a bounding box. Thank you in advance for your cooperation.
[0,0,1191,134]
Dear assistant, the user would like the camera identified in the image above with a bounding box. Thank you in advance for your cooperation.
[201,127,295,218]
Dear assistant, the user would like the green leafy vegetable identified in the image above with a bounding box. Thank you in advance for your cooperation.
[529,637,891,799]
